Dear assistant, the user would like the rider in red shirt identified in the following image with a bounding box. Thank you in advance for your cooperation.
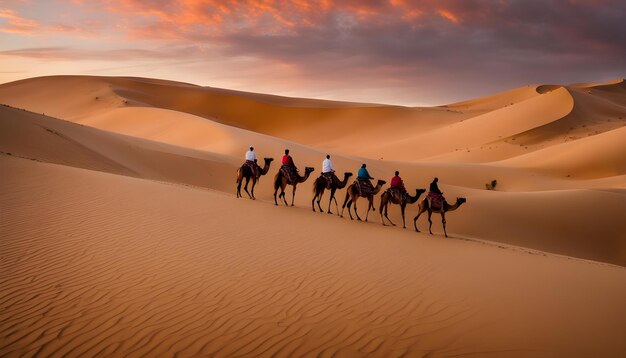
[391,171,405,191]
[282,149,294,167]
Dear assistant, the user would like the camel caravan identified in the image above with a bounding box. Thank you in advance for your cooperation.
[236,146,467,237]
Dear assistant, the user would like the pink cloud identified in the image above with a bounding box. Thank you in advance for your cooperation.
[0,8,39,34]
[99,0,427,38]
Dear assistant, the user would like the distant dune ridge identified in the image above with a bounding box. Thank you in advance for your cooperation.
[1,76,626,356]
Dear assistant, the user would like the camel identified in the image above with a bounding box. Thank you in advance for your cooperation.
[274,167,315,206]
[236,158,274,200]
[379,188,427,228]
[340,179,386,222]
[312,172,353,214]
[413,197,467,238]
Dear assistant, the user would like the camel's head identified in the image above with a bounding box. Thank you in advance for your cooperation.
[376,179,387,186]
[264,157,274,163]
[305,167,315,173]
[344,172,353,178]
[416,188,426,196]
[457,197,467,205]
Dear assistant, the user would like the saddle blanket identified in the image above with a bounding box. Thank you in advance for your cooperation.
[243,160,260,178]
[281,165,298,183]
[322,172,339,189]
[428,192,444,210]
[355,179,375,196]
[387,187,407,203]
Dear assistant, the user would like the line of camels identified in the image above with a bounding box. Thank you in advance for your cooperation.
[236,157,467,237]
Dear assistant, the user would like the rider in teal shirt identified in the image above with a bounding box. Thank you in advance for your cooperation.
[357,164,374,180]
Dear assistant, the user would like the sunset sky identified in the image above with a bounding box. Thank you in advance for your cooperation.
[1,0,624,105]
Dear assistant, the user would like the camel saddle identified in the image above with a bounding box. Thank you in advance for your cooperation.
[427,192,444,211]
[355,179,375,196]
[322,172,339,189]
[280,165,298,183]
[387,187,407,203]
[243,160,260,178]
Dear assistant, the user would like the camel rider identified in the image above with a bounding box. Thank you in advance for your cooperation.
[429,177,443,195]
[390,171,407,202]
[245,146,260,177]
[357,163,375,195]
[281,149,297,182]
[428,177,444,210]
[322,154,338,186]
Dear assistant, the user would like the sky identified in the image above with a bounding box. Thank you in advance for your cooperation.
[0,0,624,106]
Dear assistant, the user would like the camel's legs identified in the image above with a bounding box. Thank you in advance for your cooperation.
[364,197,374,222]
[346,199,354,220]
[281,183,289,206]
[243,177,254,199]
[273,181,280,205]
[291,185,296,206]
[441,212,448,237]
[332,195,340,216]
[250,178,257,200]
[401,205,406,229]
[312,187,320,212]
[317,188,325,212]
[327,188,335,214]
[341,199,353,220]
[236,179,242,198]
[380,201,386,225]
[413,209,424,232]
[383,203,395,226]
[341,191,351,218]
[353,197,362,221]
[427,210,434,235]
[243,178,250,198]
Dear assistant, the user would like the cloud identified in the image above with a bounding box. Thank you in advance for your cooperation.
[1,0,625,104]
[0,8,39,34]
[0,46,205,61]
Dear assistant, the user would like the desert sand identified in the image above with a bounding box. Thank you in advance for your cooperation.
[1,76,626,357]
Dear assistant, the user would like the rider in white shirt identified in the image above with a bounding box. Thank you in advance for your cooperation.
[321,154,338,186]
[245,146,259,177]
[246,146,257,162]
[322,154,334,174]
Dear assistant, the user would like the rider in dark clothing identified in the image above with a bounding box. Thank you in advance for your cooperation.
[429,177,443,195]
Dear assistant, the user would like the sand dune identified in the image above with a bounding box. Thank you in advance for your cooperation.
[2,75,626,356]
[498,125,626,178]
[2,76,623,164]
[393,86,575,161]
[3,102,625,266]
[0,105,236,191]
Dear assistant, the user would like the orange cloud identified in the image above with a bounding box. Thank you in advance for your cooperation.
[0,8,39,34]
[102,0,410,37]
[98,0,482,40]
[437,8,460,24]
